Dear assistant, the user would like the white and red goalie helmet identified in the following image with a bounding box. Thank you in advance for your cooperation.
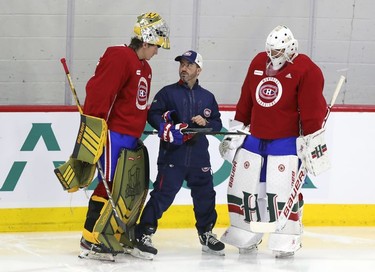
[265,25,298,70]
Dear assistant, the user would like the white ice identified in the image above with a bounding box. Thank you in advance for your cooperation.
[1,227,374,272]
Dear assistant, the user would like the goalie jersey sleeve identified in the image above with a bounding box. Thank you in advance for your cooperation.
[235,52,327,139]
[83,45,152,138]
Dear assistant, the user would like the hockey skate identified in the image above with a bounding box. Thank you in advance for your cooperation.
[78,237,116,262]
[273,250,295,258]
[238,239,261,254]
[122,244,133,254]
[273,242,301,258]
[269,233,302,259]
[199,231,225,256]
[131,234,157,260]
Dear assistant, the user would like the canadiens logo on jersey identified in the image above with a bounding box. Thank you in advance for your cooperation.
[255,77,283,107]
[203,108,211,118]
[136,76,149,110]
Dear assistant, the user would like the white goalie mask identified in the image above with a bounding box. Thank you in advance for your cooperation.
[265,25,298,70]
[134,12,170,49]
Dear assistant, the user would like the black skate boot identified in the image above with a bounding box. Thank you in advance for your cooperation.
[131,226,158,260]
[199,231,225,256]
[78,237,116,262]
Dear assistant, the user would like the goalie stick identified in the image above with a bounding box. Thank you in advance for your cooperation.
[249,75,346,233]
[61,58,129,233]
[143,127,250,135]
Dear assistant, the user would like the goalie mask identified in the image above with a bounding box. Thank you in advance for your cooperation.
[265,25,298,70]
[134,12,170,49]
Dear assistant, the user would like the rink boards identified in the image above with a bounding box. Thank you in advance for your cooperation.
[0,106,374,231]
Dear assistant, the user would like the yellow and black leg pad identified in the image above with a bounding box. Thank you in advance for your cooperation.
[82,195,124,253]
[113,143,150,247]
[82,143,150,252]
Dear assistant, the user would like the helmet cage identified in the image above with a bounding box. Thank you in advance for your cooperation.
[134,12,170,49]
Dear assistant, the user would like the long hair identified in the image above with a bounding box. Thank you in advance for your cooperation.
[128,37,144,50]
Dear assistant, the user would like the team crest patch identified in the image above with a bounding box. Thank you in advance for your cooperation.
[136,77,148,110]
[203,108,211,118]
[202,167,210,172]
[255,77,282,107]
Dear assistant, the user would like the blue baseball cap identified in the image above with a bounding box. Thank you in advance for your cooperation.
[175,50,203,68]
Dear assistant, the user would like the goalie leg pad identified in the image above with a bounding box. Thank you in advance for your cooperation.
[268,233,302,255]
[227,149,264,227]
[221,225,263,250]
[221,148,264,248]
[82,195,123,253]
[112,144,150,247]
[81,143,150,253]
[266,155,302,235]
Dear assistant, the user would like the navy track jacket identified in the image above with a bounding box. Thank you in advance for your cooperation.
[147,80,222,167]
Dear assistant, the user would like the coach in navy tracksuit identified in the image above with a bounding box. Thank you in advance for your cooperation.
[133,50,225,258]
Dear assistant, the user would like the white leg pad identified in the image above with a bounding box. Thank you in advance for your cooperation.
[221,226,262,249]
[266,155,302,235]
[222,149,265,248]
[268,233,302,253]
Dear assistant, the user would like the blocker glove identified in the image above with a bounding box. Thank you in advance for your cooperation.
[219,119,248,162]
[296,128,330,176]
[158,122,193,145]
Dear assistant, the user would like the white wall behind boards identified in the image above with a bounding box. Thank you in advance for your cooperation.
[1,0,374,106]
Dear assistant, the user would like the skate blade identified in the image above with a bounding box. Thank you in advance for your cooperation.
[273,251,295,258]
[239,245,258,254]
[130,248,155,260]
[78,250,115,262]
[123,246,133,254]
[202,246,225,256]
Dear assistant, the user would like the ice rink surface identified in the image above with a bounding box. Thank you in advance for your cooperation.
[1,227,374,272]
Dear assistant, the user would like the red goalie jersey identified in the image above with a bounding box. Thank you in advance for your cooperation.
[83,45,152,138]
[235,52,327,139]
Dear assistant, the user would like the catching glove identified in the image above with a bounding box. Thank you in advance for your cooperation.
[158,122,193,145]
[219,119,248,162]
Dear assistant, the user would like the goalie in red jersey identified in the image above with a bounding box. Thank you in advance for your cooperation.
[78,12,170,261]
[219,25,328,258]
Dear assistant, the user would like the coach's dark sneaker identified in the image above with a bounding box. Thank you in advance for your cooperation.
[199,231,225,256]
